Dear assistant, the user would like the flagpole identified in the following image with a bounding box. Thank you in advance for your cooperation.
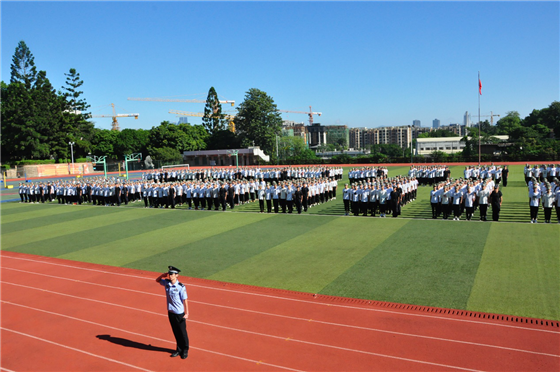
[478,71,481,166]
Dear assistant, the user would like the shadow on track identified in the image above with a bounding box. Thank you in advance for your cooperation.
[96,334,174,354]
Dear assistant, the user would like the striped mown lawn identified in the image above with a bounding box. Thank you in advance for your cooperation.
[1,194,558,321]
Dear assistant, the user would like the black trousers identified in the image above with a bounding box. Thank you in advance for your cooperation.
[168,312,189,354]
[479,204,488,220]
[530,206,539,220]
[543,207,552,222]
[492,206,501,221]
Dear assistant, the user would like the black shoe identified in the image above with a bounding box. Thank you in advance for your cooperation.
[181,353,188,359]
[171,351,181,358]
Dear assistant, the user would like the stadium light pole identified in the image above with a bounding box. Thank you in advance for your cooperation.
[69,142,75,174]
[69,142,75,164]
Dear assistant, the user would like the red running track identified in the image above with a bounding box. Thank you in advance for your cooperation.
[1,251,559,372]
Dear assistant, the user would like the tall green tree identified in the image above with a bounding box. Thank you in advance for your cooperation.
[202,87,227,135]
[1,80,38,160]
[10,40,37,89]
[59,68,94,158]
[31,70,62,159]
[234,88,282,155]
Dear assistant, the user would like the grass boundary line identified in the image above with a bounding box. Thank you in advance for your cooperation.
[2,251,559,329]
[184,276,560,329]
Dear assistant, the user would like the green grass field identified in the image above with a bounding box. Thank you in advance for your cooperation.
[1,164,559,321]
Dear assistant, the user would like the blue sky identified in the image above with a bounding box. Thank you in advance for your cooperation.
[2,1,558,131]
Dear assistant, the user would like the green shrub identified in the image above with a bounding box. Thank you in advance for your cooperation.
[13,159,56,166]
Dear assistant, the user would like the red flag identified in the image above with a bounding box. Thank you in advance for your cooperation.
[479,78,482,95]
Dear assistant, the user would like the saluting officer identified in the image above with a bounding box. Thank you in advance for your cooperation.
[156,266,190,360]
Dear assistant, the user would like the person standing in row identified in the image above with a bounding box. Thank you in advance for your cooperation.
[502,166,509,187]
[541,187,555,223]
[156,266,189,360]
[257,184,265,213]
[529,184,541,223]
[478,185,490,221]
[489,185,503,222]
[343,184,351,216]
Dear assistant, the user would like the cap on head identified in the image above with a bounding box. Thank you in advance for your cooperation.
[168,266,181,275]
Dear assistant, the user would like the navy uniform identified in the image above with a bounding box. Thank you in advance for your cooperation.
[156,266,189,359]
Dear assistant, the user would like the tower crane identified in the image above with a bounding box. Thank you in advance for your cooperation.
[128,97,235,106]
[278,106,322,126]
[169,110,236,132]
[478,112,500,125]
[89,103,139,131]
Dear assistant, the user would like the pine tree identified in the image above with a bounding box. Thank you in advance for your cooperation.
[202,87,227,135]
[10,41,37,89]
[60,68,94,157]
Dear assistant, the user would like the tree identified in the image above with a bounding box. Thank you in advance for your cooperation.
[115,128,150,157]
[205,129,241,150]
[10,41,37,89]
[418,129,456,138]
[276,136,310,163]
[370,144,403,157]
[91,128,119,159]
[496,111,522,135]
[150,147,182,162]
[147,121,208,159]
[202,87,227,135]
[234,88,283,155]
[31,70,62,159]
[59,68,94,156]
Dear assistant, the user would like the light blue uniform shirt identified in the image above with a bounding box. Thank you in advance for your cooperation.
[160,279,188,314]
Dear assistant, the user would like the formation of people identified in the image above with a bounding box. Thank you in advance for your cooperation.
[16,163,560,223]
[527,176,560,223]
[17,172,340,215]
[141,166,344,183]
[342,175,418,217]
[524,164,559,184]
[429,177,503,221]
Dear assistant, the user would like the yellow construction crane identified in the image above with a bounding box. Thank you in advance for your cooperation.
[278,106,322,126]
[128,97,235,106]
[169,109,236,132]
[478,112,500,125]
[89,103,139,131]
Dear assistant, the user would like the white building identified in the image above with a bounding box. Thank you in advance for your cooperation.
[416,135,509,156]
[183,147,270,167]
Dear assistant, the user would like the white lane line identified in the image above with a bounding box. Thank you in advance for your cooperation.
[2,255,558,334]
[1,285,488,371]
[1,327,153,372]
[3,268,557,359]
[0,299,480,371]
[0,367,16,372]
[1,301,303,372]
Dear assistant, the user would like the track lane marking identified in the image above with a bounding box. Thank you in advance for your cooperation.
[1,327,153,372]
[3,299,480,372]
[1,301,302,372]
[2,254,559,334]
[2,285,505,371]
[2,267,557,358]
